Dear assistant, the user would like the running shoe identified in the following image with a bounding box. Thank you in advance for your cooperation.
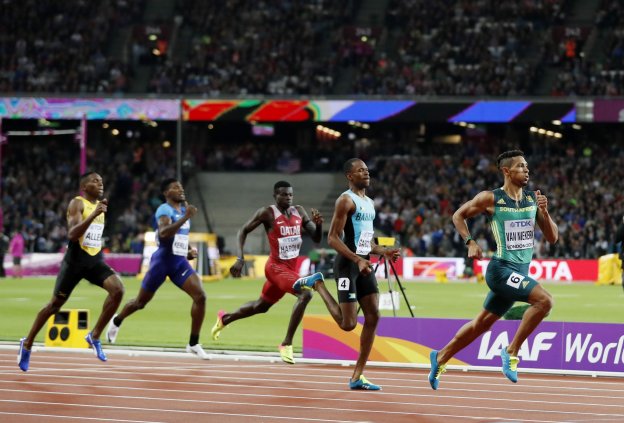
[428,350,447,390]
[292,272,324,293]
[279,344,295,364]
[186,343,210,360]
[501,347,519,383]
[211,310,226,341]
[17,337,31,372]
[106,314,120,343]
[349,375,381,390]
[85,332,107,362]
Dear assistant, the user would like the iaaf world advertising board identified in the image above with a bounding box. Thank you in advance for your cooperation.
[303,317,624,375]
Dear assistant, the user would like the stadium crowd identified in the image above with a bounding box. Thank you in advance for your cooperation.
[353,0,566,96]
[549,0,624,96]
[0,0,621,96]
[1,130,175,255]
[146,0,353,95]
[0,0,142,94]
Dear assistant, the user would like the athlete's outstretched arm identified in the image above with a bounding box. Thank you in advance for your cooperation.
[452,191,494,259]
[230,207,271,277]
[535,190,558,244]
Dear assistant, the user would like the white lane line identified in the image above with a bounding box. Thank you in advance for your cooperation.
[5,365,624,397]
[2,356,623,389]
[1,352,623,388]
[0,400,378,423]
[0,412,163,423]
[1,387,622,419]
[0,399,570,423]
[3,380,624,410]
[4,371,624,407]
[2,349,624,383]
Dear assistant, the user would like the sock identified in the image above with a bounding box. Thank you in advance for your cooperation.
[189,334,199,346]
[113,316,123,327]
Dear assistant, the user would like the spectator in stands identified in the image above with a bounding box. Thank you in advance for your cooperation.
[9,230,25,278]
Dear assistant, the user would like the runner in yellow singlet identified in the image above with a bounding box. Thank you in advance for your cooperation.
[17,172,124,371]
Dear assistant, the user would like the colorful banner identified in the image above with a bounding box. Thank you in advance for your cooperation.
[303,316,624,374]
[474,259,598,282]
[0,98,179,120]
[182,99,576,123]
[0,98,579,123]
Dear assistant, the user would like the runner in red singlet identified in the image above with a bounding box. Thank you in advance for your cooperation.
[211,180,324,364]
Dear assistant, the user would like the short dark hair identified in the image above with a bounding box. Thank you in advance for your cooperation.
[496,150,524,169]
[273,180,291,193]
[79,171,98,186]
[343,158,361,175]
[161,178,178,193]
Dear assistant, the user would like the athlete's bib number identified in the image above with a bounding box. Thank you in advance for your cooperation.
[338,278,350,291]
[506,271,525,289]
[504,219,534,251]
[82,223,104,249]
[278,235,302,260]
[173,233,189,256]
[356,231,374,255]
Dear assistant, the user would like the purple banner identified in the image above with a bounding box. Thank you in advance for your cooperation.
[303,316,624,374]
[593,100,624,122]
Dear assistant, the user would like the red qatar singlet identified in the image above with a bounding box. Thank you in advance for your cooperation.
[267,205,303,268]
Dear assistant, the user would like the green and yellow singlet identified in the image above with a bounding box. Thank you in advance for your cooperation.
[489,188,537,264]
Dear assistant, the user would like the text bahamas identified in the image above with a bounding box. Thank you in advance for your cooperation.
[354,212,375,221]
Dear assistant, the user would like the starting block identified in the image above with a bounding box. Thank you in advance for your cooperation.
[45,309,90,348]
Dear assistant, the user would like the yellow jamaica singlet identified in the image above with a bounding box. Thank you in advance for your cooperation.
[72,196,105,256]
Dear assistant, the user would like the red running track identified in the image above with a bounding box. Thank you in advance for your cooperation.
[0,348,623,422]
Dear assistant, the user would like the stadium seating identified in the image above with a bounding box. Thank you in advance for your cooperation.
[5,1,623,96]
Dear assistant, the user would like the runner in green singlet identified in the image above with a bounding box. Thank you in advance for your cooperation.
[428,150,558,388]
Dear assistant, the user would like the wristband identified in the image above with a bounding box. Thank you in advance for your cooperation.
[464,236,474,245]
[236,257,245,262]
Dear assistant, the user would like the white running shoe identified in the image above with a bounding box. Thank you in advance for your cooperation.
[106,314,120,344]
[186,343,210,360]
